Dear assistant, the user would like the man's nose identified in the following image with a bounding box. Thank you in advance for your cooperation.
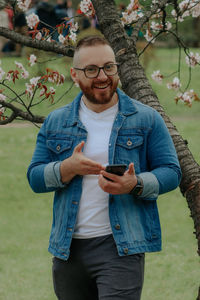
[97,68,108,80]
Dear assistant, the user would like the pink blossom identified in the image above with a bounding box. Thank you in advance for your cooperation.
[17,0,32,12]
[144,29,155,43]
[185,52,200,67]
[26,13,39,29]
[15,61,29,79]
[30,76,41,87]
[151,70,163,83]
[25,83,33,97]
[21,70,29,79]
[50,87,56,94]
[0,67,5,80]
[80,0,94,16]
[58,34,65,44]
[35,32,42,40]
[175,90,196,106]
[167,77,181,90]
[29,54,37,66]
[0,94,6,102]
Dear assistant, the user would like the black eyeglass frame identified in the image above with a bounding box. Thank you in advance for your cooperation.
[73,63,119,78]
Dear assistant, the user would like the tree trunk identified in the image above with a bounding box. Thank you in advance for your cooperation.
[91,0,200,255]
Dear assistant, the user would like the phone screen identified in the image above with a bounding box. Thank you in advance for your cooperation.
[104,164,127,180]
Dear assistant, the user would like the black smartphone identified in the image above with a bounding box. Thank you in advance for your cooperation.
[104,164,127,181]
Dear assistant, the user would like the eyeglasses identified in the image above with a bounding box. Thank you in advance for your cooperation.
[74,63,119,79]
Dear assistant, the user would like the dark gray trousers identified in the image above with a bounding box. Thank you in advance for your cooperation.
[52,234,145,300]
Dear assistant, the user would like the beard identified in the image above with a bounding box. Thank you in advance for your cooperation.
[78,79,119,105]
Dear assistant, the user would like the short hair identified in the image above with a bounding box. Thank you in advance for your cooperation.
[75,35,110,52]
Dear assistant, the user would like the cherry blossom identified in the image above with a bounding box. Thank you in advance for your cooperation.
[35,32,42,41]
[15,61,29,79]
[121,0,144,25]
[26,13,40,29]
[58,34,65,44]
[151,21,172,32]
[0,94,6,102]
[17,0,32,12]
[69,22,78,43]
[185,52,200,67]
[151,70,163,83]
[144,29,155,43]
[0,67,5,80]
[30,76,41,87]
[50,87,56,94]
[167,77,182,90]
[175,89,199,107]
[29,54,37,67]
[80,0,94,16]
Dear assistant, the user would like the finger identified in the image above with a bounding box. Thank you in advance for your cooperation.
[74,141,85,153]
[100,170,119,182]
[127,163,135,175]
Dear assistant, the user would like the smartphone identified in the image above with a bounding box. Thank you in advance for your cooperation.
[104,164,127,181]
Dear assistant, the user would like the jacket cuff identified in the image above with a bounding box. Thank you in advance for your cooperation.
[138,172,159,200]
[44,162,66,189]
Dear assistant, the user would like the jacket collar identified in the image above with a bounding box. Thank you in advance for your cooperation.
[62,88,138,128]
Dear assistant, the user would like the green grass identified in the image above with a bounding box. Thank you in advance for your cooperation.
[0,48,200,299]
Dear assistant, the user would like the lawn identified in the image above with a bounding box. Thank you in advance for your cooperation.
[0,47,200,299]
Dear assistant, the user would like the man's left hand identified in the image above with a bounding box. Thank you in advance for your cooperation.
[98,163,137,195]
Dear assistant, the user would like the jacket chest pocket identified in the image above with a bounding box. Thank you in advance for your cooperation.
[115,135,144,171]
[46,139,73,161]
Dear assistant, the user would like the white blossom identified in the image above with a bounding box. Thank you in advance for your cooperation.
[191,3,200,17]
[69,31,77,42]
[144,29,155,43]
[29,54,37,66]
[21,70,29,79]
[176,89,196,106]
[35,32,42,40]
[0,94,6,102]
[25,83,33,97]
[39,88,46,97]
[15,61,29,79]
[151,70,163,83]
[0,67,5,80]
[58,34,65,44]
[80,0,93,16]
[167,77,181,90]
[17,0,32,12]
[30,76,41,87]
[50,87,56,94]
[185,52,200,67]
[26,13,39,29]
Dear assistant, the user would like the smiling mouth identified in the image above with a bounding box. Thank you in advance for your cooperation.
[93,82,110,89]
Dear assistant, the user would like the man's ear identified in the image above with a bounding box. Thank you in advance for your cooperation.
[70,67,78,85]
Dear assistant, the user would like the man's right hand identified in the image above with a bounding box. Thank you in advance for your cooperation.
[60,141,105,183]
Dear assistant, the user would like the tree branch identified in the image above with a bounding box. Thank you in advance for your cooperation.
[0,27,75,57]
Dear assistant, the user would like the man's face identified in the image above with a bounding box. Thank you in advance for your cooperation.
[71,44,119,107]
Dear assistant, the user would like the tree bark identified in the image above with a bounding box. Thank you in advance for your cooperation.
[91,0,200,254]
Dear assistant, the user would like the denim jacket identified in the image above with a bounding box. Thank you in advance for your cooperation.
[27,88,181,260]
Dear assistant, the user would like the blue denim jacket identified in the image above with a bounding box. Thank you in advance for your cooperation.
[27,88,181,260]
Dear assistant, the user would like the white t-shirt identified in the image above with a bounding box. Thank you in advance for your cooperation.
[73,99,118,238]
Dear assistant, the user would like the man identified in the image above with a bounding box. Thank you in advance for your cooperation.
[27,35,181,300]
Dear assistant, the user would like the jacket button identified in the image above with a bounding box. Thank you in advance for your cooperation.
[115,224,121,230]
[56,145,61,151]
[127,139,132,146]
[123,248,129,254]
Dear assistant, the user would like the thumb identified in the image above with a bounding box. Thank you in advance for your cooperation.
[127,163,135,175]
[74,141,85,153]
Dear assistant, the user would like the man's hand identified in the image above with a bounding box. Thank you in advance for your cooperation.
[98,163,137,195]
[60,141,105,183]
